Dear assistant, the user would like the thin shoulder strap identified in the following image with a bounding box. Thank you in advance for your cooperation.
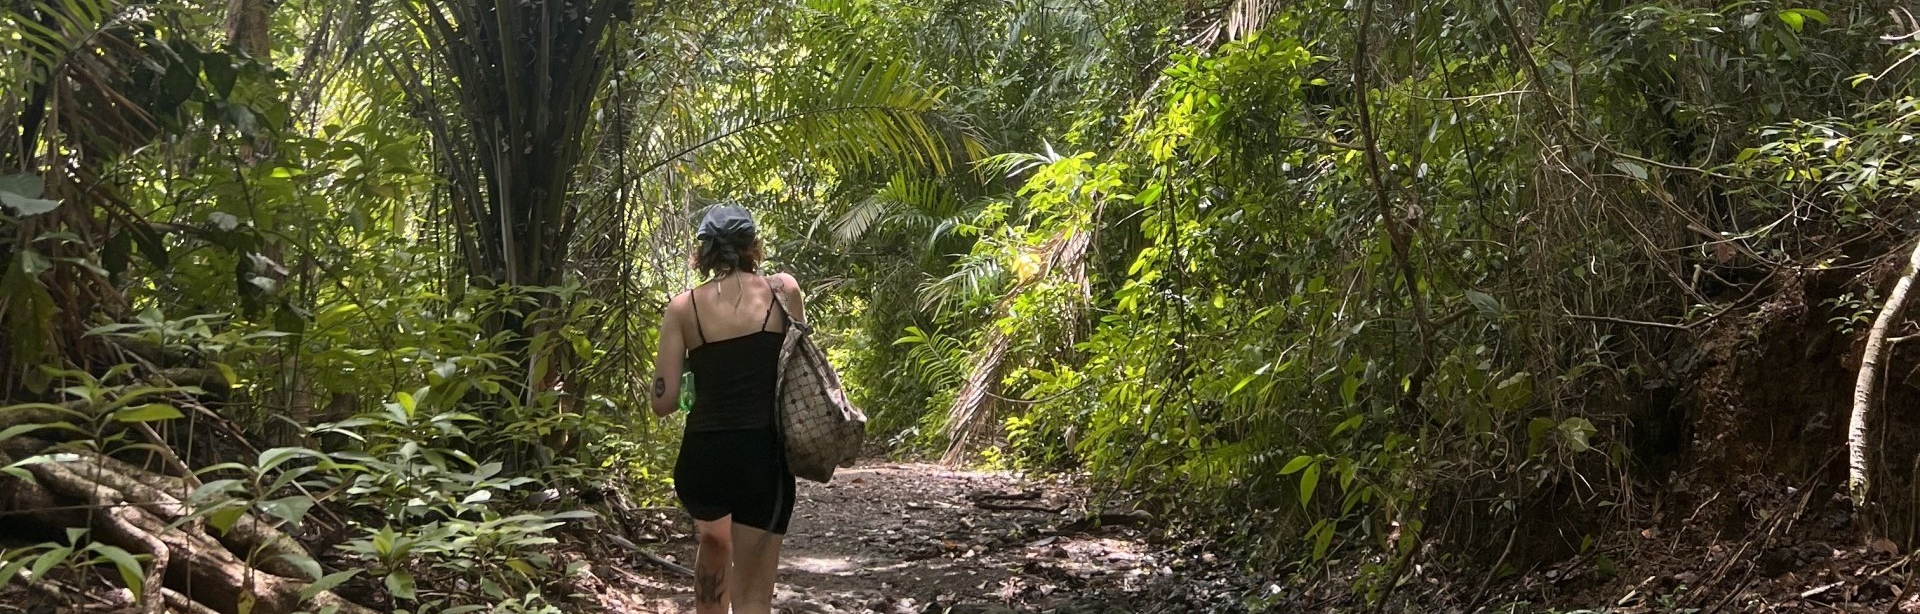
[688,287,709,344]
[762,276,781,330]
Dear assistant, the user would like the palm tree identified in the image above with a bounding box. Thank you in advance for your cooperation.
[395,0,977,413]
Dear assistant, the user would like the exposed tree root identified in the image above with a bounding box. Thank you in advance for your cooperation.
[100,503,170,614]
[0,443,374,614]
[1848,238,1920,510]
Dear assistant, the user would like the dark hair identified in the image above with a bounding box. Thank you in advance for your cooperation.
[696,232,762,278]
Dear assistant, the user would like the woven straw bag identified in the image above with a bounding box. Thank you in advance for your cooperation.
[769,277,866,483]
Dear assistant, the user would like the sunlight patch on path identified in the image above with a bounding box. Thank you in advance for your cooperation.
[788,554,861,575]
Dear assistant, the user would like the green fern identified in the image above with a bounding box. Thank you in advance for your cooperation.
[894,325,967,391]
[827,172,983,251]
[920,253,1007,312]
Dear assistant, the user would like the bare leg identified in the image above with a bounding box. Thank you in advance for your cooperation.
[693,517,733,614]
[729,523,785,614]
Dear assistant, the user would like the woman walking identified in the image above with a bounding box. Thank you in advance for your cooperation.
[650,204,803,614]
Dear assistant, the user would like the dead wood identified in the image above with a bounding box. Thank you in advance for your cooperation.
[1849,239,1920,508]
[0,445,373,614]
[1052,509,1153,534]
[974,500,1067,514]
[967,490,1041,502]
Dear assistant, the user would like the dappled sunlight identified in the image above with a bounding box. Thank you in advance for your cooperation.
[786,554,862,575]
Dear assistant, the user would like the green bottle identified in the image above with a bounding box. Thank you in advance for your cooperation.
[677,371,695,414]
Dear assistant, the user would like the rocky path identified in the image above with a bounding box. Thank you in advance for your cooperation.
[596,462,1250,614]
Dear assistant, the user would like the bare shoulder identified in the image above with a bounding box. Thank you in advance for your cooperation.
[771,272,803,295]
[664,290,693,318]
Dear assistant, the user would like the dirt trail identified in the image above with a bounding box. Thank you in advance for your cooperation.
[600,462,1245,614]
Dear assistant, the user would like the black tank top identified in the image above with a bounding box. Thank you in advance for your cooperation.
[683,278,784,433]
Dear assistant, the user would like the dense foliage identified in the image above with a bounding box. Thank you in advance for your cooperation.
[3,0,1920,611]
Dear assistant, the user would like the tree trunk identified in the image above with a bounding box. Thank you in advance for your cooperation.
[414,0,629,420]
[1848,239,1920,509]
[942,329,1013,465]
[224,0,273,60]
[942,224,1094,464]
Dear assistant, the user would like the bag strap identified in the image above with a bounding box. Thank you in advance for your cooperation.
[766,275,805,331]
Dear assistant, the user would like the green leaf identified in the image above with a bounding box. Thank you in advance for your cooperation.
[0,174,45,199]
[204,56,238,99]
[1777,9,1804,31]
[1312,520,1334,560]
[130,223,169,271]
[1491,372,1533,413]
[1560,417,1598,452]
[300,569,362,601]
[1299,462,1321,508]
[28,546,72,581]
[257,447,314,472]
[102,229,131,278]
[504,559,536,577]
[0,421,83,443]
[280,554,324,582]
[272,302,307,336]
[1331,414,1363,437]
[214,362,239,388]
[89,544,145,599]
[1464,290,1501,316]
[0,191,61,217]
[259,495,315,526]
[1133,183,1165,206]
[1528,417,1556,455]
[206,505,246,535]
[1230,374,1260,394]
[114,403,184,423]
[0,548,44,583]
[1279,455,1313,475]
[384,569,417,600]
[1777,8,1825,31]
[1610,159,1649,181]
[17,250,51,276]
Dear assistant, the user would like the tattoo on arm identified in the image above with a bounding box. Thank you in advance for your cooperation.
[653,376,667,399]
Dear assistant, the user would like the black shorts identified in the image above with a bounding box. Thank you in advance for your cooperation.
[673,428,796,534]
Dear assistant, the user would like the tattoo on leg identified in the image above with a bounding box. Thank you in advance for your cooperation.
[695,570,726,605]
[653,376,667,399]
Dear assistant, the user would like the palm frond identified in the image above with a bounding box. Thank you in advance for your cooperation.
[829,172,964,246]
[1226,0,1277,40]
[830,198,889,246]
[640,17,980,183]
[895,325,967,391]
[2,0,158,160]
[920,252,1007,312]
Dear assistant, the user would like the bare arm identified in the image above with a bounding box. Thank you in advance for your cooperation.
[651,296,687,417]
